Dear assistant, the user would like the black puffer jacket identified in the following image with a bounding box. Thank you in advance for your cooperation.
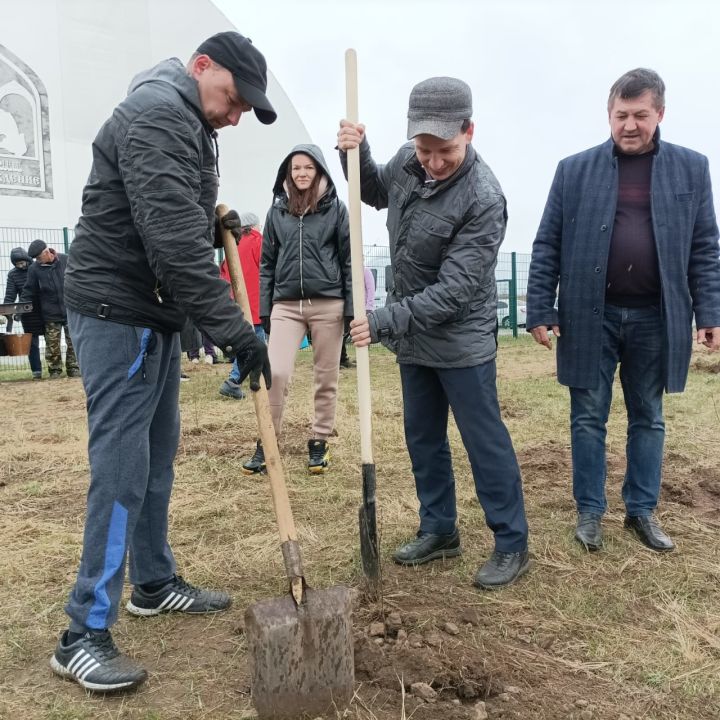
[260,144,352,318]
[3,247,44,334]
[19,251,68,324]
[64,58,255,354]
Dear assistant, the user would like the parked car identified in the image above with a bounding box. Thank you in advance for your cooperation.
[497,300,527,328]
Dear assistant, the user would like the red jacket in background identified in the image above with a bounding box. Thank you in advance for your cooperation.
[220,228,262,325]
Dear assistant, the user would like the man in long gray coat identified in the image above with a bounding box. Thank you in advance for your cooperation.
[339,77,530,590]
[526,68,720,553]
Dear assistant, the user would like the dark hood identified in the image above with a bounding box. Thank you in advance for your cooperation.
[10,247,31,264]
[272,143,336,197]
[128,58,208,128]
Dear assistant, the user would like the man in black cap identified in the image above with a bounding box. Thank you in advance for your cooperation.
[52,32,276,692]
[338,77,530,591]
[21,239,79,378]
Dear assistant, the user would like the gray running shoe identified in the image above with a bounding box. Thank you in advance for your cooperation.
[50,629,147,692]
[126,575,231,616]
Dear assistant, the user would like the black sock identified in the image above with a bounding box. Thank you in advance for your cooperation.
[66,630,86,645]
[138,576,174,594]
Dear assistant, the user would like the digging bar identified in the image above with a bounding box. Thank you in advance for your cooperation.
[345,49,381,589]
[217,205,354,720]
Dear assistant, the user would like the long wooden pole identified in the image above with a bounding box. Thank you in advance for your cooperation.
[345,50,380,586]
[216,205,304,605]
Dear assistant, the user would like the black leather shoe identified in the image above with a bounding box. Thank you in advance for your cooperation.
[473,550,530,590]
[393,529,461,566]
[575,512,603,551]
[624,515,675,552]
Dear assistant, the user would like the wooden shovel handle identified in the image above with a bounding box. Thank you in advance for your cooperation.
[216,205,299,546]
[345,49,374,464]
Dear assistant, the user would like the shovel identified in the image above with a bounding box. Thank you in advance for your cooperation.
[216,205,355,720]
[345,49,381,590]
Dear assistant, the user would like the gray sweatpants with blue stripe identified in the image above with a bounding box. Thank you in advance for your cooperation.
[65,309,180,633]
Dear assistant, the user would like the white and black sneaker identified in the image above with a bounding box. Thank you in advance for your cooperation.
[50,629,147,692]
[125,575,232,616]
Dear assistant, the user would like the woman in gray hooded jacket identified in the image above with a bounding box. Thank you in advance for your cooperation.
[242,144,352,474]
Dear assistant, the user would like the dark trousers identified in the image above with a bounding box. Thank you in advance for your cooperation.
[28,333,41,373]
[569,304,665,517]
[65,309,180,633]
[187,331,216,360]
[400,361,528,553]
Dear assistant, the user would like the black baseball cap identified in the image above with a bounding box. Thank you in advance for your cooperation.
[197,31,277,125]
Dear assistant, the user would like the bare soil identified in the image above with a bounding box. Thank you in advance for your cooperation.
[1,340,719,720]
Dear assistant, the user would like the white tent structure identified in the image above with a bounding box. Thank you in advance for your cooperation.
[0,0,311,230]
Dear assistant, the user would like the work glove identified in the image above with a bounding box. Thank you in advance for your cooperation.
[343,316,352,335]
[260,316,271,335]
[235,332,272,392]
[213,209,243,248]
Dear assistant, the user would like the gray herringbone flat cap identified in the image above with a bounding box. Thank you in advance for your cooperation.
[407,76,472,140]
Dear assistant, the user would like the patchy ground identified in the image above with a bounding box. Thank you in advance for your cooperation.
[1,338,719,720]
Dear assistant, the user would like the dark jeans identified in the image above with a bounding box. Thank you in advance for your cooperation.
[65,309,180,633]
[28,333,41,373]
[229,324,266,381]
[569,304,665,517]
[400,361,528,553]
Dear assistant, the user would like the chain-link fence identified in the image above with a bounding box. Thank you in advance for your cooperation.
[1,226,530,377]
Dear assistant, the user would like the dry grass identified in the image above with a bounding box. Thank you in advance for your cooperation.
[0,337,719,719]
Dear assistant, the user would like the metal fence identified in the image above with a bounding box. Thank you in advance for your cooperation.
[1,226,530,376]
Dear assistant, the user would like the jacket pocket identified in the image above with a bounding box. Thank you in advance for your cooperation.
[391,181,408,209]
[675,191,694,202]
[407,211,454,267]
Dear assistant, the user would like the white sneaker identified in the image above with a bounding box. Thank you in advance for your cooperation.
[204,354,214,365]
[191,358,199,364]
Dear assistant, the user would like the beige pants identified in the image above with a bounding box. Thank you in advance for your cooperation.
[268,298,344,439]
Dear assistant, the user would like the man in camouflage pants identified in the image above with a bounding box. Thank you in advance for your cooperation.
[44,322,78,376]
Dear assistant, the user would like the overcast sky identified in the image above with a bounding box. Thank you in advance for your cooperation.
[213,0,719,253]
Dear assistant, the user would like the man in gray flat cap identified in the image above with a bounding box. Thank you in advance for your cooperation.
[338,77,530,590]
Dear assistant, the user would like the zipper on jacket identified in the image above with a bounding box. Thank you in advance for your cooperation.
[298,212,306,298]
[153,280,163,304]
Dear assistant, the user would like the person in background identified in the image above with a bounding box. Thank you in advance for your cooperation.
[51,31,274,693]
[20,240,79,379]
[242,144,352,475]
[3,247,44,379]
[219,211,265,399]
[179,316,202,381]
[526,68,720,553]
[339,266,375,369]
[339,77,530,590]
[186,329,217,364]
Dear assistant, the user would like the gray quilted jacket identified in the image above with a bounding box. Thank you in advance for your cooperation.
[340,138,506,367]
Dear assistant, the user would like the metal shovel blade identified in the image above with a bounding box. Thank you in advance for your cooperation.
[359,463,380,583]
[245,585,354,719]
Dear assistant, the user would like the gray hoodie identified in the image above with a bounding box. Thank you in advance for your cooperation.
[65,58,255,354]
